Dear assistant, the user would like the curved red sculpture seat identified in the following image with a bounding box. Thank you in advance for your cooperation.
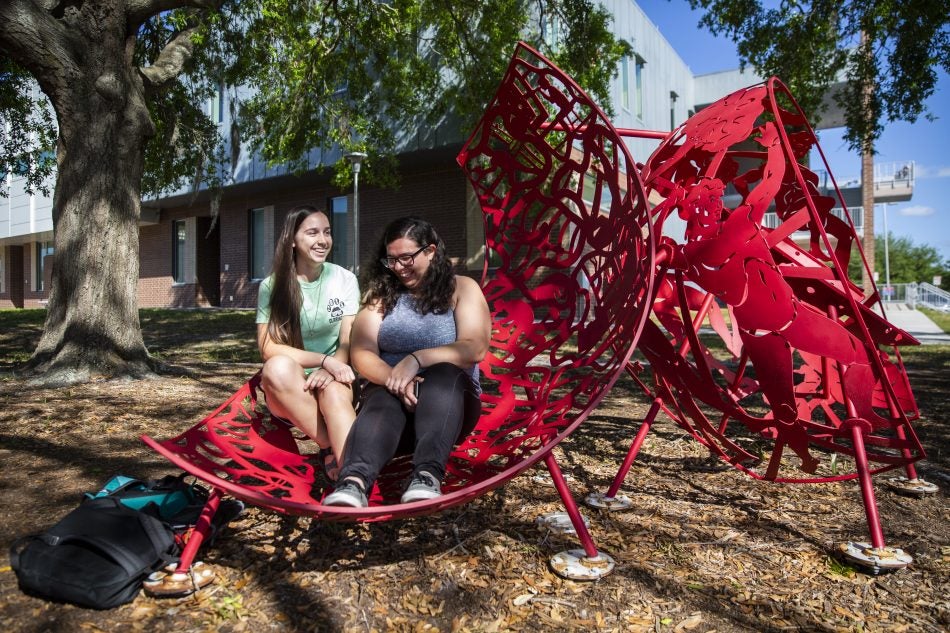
[142,42,655,582]
[594,78,927,570]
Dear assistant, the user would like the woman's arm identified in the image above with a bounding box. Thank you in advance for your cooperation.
[350,303,394,386]
[311,315,356,387]
[257,318,355,385]
[257,323,326,367]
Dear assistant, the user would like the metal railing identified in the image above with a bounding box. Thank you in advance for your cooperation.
[910,282,950,310]
[882,282,950,309]
[761,207,862,233]
[817,161,915,192]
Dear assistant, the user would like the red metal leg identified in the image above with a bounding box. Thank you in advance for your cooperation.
[143,488,223,597]
[606,398,661,498]
[175,488,222,573]
[545,452,598,559]
[850,425,886,550]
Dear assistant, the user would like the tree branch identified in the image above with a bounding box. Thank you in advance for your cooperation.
[0,0,77,106]
[126,0,221,29]
[139,26,199,91]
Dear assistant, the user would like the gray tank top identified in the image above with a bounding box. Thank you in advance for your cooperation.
[378,294,480,392]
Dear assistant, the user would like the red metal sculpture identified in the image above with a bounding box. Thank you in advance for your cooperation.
[144,43,930,590]
[587,78,930,572]
[142,42,656,591]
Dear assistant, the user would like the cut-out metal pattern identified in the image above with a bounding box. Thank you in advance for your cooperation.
[634,78,925,483]
[144,43,655,526]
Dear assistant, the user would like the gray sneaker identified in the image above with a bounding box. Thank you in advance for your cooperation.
[324,479,368,508]
[400,471,442,503]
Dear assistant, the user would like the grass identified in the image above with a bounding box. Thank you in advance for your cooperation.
[0,308,260,366]
[920,307,950,333]
[1,303,946,369]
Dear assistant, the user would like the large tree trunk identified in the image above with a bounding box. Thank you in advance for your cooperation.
[17,8,159,385]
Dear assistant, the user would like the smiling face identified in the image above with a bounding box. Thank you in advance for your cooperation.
[293,211,332,274]
[385,237,434,291]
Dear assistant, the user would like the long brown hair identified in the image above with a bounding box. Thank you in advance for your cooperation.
[267,205,327,348]
[361,216,455,315]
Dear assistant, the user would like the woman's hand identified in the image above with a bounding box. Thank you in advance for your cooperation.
[398,377,422,412]
[321,355,355,384]
[385,353,420,398]
[304,356,354,392]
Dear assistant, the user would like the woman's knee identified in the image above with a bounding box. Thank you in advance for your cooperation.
[318,381,356,414]
[261,355,303,392]
[420,362,467,387]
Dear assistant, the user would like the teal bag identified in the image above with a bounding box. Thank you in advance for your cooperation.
[84,474,207,527]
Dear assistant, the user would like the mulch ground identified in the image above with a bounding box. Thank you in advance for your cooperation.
[0,354,947,632]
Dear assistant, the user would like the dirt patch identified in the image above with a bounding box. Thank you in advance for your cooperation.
[0,350,947,631]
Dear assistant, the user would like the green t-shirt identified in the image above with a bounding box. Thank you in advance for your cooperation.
[256,262,360,355]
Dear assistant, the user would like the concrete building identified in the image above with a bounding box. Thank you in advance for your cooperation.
[0,0,914,309]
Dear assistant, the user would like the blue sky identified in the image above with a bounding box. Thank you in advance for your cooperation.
[636,0,950,264]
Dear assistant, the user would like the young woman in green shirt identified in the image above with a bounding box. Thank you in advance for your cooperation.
[256,205,361,479]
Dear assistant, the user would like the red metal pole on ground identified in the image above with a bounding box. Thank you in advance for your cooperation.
[606,398,662,498]
[544,453,598,559]
[849,424,887,550]
[175,488,222,573]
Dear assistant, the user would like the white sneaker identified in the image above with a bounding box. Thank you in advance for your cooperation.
[400,471,442,503]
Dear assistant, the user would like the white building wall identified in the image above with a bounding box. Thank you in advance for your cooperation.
[1,175,53,246]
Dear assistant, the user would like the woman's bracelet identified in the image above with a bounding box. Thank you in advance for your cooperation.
[408,352,422,369]
[319,355,328,370]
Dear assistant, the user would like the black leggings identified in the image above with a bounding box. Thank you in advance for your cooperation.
[339,362,481,488]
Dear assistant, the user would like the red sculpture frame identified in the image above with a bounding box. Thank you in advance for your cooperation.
[144,43,930,581]
[142,42,656,584]
[590,78,927,571]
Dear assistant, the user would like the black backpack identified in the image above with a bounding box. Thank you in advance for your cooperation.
[10,496,179,609]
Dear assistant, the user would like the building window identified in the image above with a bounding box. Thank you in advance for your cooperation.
[620,56,630,111]
[634,55,645,119]
[34,240,53,292]
[328,195,350,269]
[0,250,5,294]
[249,207,275,280]
[582,173,613,214]
[208,85,224,123]
[670,91,679,130]
[172,218,196,284]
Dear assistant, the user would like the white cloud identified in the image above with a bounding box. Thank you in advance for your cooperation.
[899,205,935,217]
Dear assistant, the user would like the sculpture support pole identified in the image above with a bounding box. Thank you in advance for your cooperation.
[850,424,886,550]
[545,453,598,558]
[606,398,662,498]
[175,488,222,574]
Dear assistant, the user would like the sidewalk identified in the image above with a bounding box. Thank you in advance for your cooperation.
[881,303,950,345]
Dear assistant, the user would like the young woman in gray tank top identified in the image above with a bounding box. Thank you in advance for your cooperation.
[324,217,491,507]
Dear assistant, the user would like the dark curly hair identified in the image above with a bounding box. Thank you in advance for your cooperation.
[361,216,455,315]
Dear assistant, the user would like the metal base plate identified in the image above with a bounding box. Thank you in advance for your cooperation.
[550,549,615,580]
[143,561,216,598]
[536,511,589,535]
[532,472,574,487]
[584,492,634,510]
[838,542,913,574]
[886,476,938,498]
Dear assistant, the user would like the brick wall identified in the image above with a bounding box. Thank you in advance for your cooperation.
[0,245,25,308]
[3,155,473,311]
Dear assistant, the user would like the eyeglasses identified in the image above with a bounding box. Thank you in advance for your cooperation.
[380,244,431,269]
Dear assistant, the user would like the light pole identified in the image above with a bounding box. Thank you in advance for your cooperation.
[344,151,368,272]
[883,202,891,301]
